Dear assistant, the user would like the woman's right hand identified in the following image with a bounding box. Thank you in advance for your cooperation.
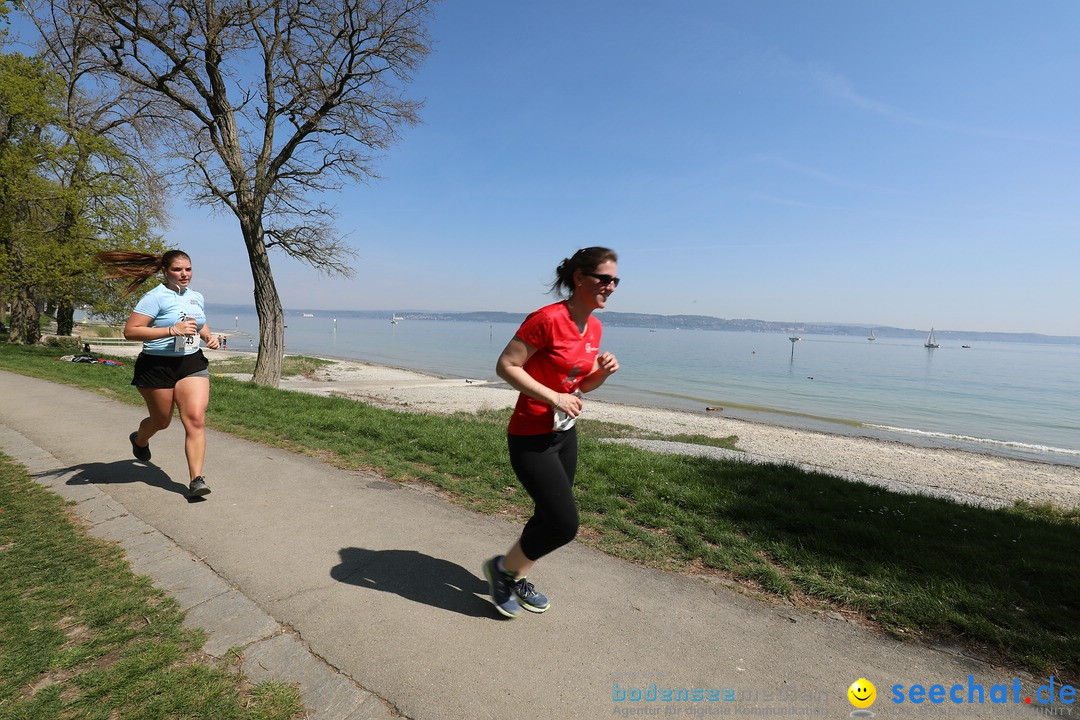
[553,392,583,418]
[173,318,198,336]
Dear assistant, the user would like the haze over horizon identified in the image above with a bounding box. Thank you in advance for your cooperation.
[14,2,1079,336]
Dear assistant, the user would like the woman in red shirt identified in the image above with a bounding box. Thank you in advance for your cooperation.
[484,247,621,618]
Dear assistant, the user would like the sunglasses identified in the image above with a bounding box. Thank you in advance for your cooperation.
[585,272,620,288]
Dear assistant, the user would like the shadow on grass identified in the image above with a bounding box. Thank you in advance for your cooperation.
[708,458,1080,675]
[330,547,493,618]
[42,459,191,498]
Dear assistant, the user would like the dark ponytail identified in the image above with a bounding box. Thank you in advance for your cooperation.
[549,247,618,298]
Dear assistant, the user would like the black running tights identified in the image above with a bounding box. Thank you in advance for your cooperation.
[508,427,580,561]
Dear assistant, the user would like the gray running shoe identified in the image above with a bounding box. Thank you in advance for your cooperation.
[513,577,550,613]
[482,556,521,618]
[129,431,151,462]
[187,476,211,498]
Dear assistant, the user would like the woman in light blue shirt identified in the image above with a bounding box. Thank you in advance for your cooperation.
[97,249,220,499]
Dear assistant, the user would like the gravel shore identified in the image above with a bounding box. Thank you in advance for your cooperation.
[95,343,1080,510]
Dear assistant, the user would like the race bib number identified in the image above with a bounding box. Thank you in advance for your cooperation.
[174,316,198,353]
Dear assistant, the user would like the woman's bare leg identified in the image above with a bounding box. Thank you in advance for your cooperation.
[135,387,176,446]
[172,376,210,481]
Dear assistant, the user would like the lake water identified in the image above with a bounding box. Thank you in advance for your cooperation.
[211,305,1080,468]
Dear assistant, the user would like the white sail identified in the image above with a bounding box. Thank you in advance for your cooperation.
[924,327,939,348]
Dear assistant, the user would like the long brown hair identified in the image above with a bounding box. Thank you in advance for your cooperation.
[95,250,190,295]
[550,246,618,298]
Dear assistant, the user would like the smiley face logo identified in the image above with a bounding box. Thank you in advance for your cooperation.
[848,678,876,709]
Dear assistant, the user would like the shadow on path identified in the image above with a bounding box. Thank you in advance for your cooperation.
[331,547,492,618]
[40,460,191,499]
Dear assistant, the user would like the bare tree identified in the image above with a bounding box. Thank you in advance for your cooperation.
[47,0,434,385]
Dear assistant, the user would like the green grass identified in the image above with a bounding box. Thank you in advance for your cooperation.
[0,453,304,720]
[1,343,1077,682]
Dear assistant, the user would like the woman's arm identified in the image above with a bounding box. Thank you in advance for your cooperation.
[496,336,584,418]
[123,312,197,341]
[200,323,220,349]
[578,351,619,394]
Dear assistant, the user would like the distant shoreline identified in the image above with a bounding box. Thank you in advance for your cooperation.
[205,304,1080,345]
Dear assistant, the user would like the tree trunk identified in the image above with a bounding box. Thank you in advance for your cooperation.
[56,299,75,336]
[9,285,41,345]
[240,215,284,387]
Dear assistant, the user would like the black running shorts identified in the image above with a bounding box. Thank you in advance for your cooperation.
[131,350,210,388]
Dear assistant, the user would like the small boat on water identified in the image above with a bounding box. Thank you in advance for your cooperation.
[390,314,403,324]
[924,327,940,349]
[962,344,971,349]
[302,313,315,318]
[868,329,876,341]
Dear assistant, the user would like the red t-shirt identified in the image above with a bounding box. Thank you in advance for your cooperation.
[507,301,603,436]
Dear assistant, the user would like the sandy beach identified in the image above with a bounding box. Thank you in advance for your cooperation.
[93,342,1080,510]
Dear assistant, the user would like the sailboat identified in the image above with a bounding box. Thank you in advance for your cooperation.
[924,327,939,348]
[390,313,403,324]
[867,329,876,341]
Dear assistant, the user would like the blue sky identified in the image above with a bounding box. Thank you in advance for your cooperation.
[19,2,1080,335]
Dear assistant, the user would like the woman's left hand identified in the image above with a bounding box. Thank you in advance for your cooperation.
[203,335,220,350]
[597,351,619,376]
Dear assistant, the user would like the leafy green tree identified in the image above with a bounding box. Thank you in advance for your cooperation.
[42,0,435,386]
[0,52,64,344]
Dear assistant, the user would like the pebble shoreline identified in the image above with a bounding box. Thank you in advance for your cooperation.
[94,344,1080,510]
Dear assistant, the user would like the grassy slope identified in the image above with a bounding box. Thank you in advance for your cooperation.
[0,454,303,719]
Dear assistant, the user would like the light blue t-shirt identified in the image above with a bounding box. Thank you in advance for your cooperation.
[132,283,207,356]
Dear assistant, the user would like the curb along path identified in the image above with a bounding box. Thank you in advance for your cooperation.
[0,423,402,720]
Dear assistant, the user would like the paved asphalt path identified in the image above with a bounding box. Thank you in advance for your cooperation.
[0,370,1049,719]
